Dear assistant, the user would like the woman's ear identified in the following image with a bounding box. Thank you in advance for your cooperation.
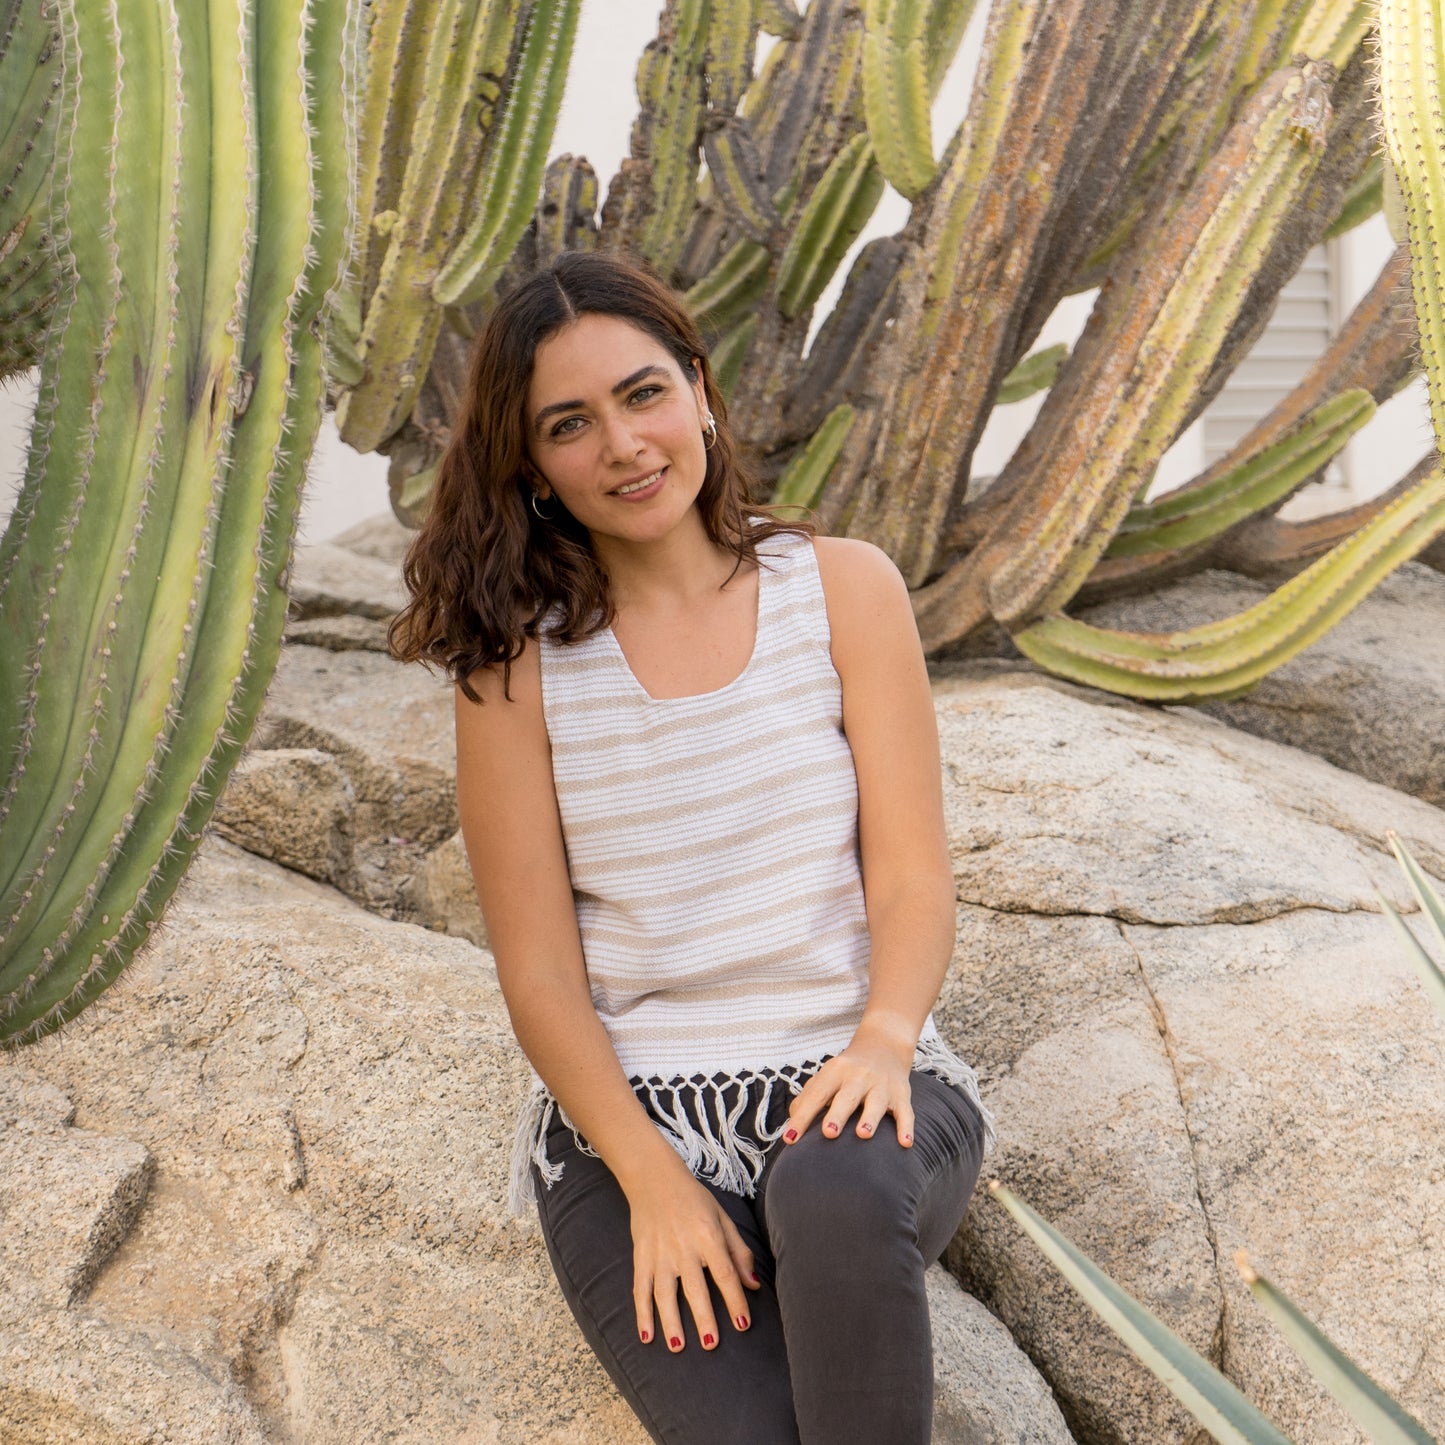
[688,355,708,412]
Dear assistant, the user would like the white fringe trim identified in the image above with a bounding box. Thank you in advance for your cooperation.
[507,1041,997,1218]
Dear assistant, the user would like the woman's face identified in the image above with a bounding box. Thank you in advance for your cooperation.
[524,313,711,547]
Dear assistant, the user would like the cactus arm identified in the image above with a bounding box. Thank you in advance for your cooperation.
[771,403,855,508]
[1104,389,1374,558]
[862,0,935,198]
[776,131,884,319]
[780,232,903,447]
[351,0,426,304]
[0,0,356,1042]
[1323,152,1382,239]
[704,0,759,118]
[709,314,756,401]
[1006,460,1445,701]
[757,0,800,40]
[338,0,531,449]
[601,0,709,277]
[1379,0,1445,462]
[702,117,780,243]
[684,235,770,332]
[434,0,580,306]
[996,343,1068,405]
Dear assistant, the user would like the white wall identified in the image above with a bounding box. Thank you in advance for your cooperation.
[1,0,1429,543]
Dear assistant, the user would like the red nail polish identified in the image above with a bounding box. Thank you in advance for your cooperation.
[902,1132,912,1143]
[748,1270,760,1285]
[783,1128,797,1142]
[736,1314,749,1330]
[640,1328,650,1342]
[670,1336,681,1349]
[704,1333,715,1347]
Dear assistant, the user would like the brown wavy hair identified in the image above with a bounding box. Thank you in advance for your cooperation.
[388,249,811,702]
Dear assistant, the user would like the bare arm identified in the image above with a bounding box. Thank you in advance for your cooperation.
[454,641,759,1349]
[781,536,957,1148]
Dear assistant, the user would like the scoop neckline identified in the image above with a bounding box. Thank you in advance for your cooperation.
[603,556,769,704]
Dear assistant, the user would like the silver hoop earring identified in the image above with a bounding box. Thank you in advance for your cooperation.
[703,415,718,451]
[530,491,555,521]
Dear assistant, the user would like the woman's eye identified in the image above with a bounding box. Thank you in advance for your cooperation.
[550,416,585,437]
[630,385,662,403]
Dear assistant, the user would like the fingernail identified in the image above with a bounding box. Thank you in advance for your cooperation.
[669,1336,682,1350]
[640,1328,651,1342]
[703,1333,715,1347]
[783,1128,797,1142]
[902,1132,913,1144]
[736,1314,749,1330]
[859,1122,872,1133]
[824,1121,838,1134]
[748,1270,760,1285]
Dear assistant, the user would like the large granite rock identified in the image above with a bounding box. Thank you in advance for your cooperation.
[1075,561,1445,808]
[1,837,1070,1444]
[247,643,457,917]
[934,664,1445,1445]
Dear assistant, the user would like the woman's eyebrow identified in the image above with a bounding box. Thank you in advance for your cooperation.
[532,364,671,435]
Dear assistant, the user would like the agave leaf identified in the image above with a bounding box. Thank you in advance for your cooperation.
[988,1183,1293,1445]
[1235,1253,1437,1445]
[1380,832,1445,1022]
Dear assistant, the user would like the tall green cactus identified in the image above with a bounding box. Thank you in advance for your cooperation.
[0,0,358,1045]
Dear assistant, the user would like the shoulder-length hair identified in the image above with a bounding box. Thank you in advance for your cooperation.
[387,249,811,702]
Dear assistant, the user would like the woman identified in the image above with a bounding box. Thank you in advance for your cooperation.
[390,250,994,1445]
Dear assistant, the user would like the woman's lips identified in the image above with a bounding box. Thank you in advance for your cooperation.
[611,465,667,501]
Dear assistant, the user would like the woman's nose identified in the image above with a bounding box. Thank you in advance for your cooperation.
[596,408,643,462]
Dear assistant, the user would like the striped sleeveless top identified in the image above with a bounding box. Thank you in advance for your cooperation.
[507,530,993,1215]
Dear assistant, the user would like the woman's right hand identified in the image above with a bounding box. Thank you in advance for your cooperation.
[626,1161,761,1352]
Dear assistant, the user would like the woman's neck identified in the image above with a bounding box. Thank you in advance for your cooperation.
[591,509,743,614]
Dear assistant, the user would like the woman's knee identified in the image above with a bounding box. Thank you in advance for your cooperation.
[762,1125,919,1251]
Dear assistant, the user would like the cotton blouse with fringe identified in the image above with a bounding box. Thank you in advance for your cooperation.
[509,530,995,1216]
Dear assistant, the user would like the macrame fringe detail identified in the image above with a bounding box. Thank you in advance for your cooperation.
[508,1039,996,1218]
[913,1029,998,1156]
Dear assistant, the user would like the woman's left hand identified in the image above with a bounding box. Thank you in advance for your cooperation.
[781,1035,915,1147]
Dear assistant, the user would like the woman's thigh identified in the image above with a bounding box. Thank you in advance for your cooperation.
[531,1113,802,1445]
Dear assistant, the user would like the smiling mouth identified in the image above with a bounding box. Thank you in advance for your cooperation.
[613,467,665,496]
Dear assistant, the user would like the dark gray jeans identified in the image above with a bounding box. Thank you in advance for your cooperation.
[531,1068,987,1445]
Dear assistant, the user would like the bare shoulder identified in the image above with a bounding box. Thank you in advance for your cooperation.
[811,534,907,596]
[809,535,915,655]
[454,635,545,749]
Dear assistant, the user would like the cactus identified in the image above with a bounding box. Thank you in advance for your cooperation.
[0,0,60,377]
[1379,0,1445,462]
[333,0,579,454]
[0,0,358,1044]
